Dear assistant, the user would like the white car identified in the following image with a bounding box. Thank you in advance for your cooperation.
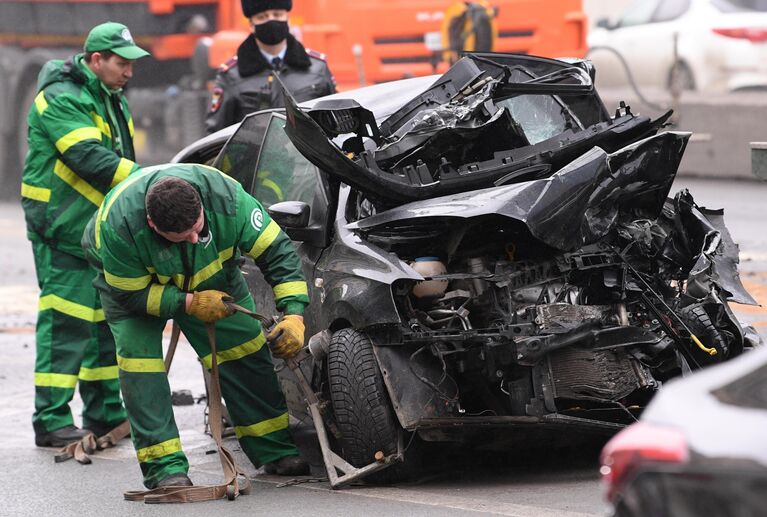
[588,0,767,93]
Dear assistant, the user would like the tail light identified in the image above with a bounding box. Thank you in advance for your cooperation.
[600,422,689,503]
[712,27,767,43]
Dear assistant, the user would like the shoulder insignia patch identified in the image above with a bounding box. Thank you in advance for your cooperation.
[209,87,224,113]
[218,56,238,73]
[305,48,327,61]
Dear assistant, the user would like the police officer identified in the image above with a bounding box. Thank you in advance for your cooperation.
[205,0,336,133]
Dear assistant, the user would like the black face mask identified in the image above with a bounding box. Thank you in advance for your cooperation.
[254,20,289,45]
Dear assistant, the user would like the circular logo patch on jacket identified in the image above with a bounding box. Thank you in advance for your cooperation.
[251,208,264,231]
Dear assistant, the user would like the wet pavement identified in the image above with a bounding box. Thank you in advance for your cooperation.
[1,176,766,516]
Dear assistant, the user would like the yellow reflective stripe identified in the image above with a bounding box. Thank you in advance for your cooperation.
[146,284,165,317]
[260,178,284,202]
[78,365,119,381]
[128,117,134,137]
[189,247,234,290]
[90,112,112,139]
[104,270,152,291]
[102,169,152,221]
[234,412,289,439]
[94,200,106,249]
[35,372,78,388]
[55,126,101,155]
[117,354,166,373]
[21,183,51,202]
[201,332,266,369]
[171,274,185,289]
[273,281,308,300]
[35,91,49,114]
[54,160,104,206]
[248,220,280,260]
[38,294,105,322]
[111,158,134,188]
[146,267,176,285]
[136,438,182,463]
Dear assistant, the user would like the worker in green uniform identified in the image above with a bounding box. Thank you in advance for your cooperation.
[20,22,148,446]
[82,163,310,488]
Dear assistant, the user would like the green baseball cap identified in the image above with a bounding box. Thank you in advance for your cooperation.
[84,22,150,60]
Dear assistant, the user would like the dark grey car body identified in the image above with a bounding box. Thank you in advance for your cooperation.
[174,53,759,465]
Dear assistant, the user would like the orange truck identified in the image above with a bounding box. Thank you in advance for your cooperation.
[0,0,586,197]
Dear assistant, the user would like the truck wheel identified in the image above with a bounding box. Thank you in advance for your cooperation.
[326,329,408,482]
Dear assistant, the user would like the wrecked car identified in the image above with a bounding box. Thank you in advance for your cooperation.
[174,53,761,483]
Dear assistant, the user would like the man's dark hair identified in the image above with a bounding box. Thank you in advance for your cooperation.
[83,50,116,63]
[146,177,202,233]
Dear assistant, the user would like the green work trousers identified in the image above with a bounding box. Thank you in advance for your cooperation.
[31,241,126,434]
[108,294,297,488]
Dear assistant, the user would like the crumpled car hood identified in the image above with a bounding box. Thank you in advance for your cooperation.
[348,131,690,252]
[278,54,670,206]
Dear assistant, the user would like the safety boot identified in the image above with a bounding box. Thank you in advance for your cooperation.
[35,425,92,447]
[264,455,309,476]
[155,473,193,488]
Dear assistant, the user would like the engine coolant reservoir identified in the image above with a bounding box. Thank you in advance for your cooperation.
[410,257,448,299]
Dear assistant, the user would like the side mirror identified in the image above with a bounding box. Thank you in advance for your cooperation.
[267,201,310,229]
[595,18,613,30]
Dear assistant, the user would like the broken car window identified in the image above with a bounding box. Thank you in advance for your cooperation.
[497,95,578,145]
[254,115,320,209]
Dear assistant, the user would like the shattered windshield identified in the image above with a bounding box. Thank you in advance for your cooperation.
[497,95,580,145]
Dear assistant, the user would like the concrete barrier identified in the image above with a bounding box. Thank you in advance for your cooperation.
[599,89,767,180]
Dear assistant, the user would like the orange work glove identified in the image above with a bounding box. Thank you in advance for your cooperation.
[187,290,234,323]
[267,315,305,359]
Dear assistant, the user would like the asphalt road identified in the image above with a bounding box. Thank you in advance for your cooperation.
[1,177,766,516]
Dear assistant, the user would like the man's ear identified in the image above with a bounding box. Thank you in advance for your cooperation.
[93,51,110,74]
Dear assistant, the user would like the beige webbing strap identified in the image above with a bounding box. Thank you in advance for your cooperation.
[54,420,132,464]
[123,322,251,503]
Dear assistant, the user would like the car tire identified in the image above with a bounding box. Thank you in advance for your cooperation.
[326,328,410,482]
[679,304,728,363]
[668,61,696,92]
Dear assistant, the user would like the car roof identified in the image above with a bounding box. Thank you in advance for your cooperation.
[643,344,767,465]
[301,75,439,123]
[172,75,437,163]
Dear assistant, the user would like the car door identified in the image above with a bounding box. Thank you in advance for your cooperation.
[217,112,330,332]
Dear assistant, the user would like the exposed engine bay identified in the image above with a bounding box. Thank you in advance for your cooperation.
[372,197,753,427]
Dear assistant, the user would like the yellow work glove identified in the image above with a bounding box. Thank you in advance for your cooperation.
[267,315,305,359]
[187,290,234,323]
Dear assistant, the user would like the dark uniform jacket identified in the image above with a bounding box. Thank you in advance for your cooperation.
[205,33,336,134]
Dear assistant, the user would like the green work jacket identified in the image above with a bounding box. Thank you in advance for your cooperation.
[21,53,140,258]
[82,163,309,321]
